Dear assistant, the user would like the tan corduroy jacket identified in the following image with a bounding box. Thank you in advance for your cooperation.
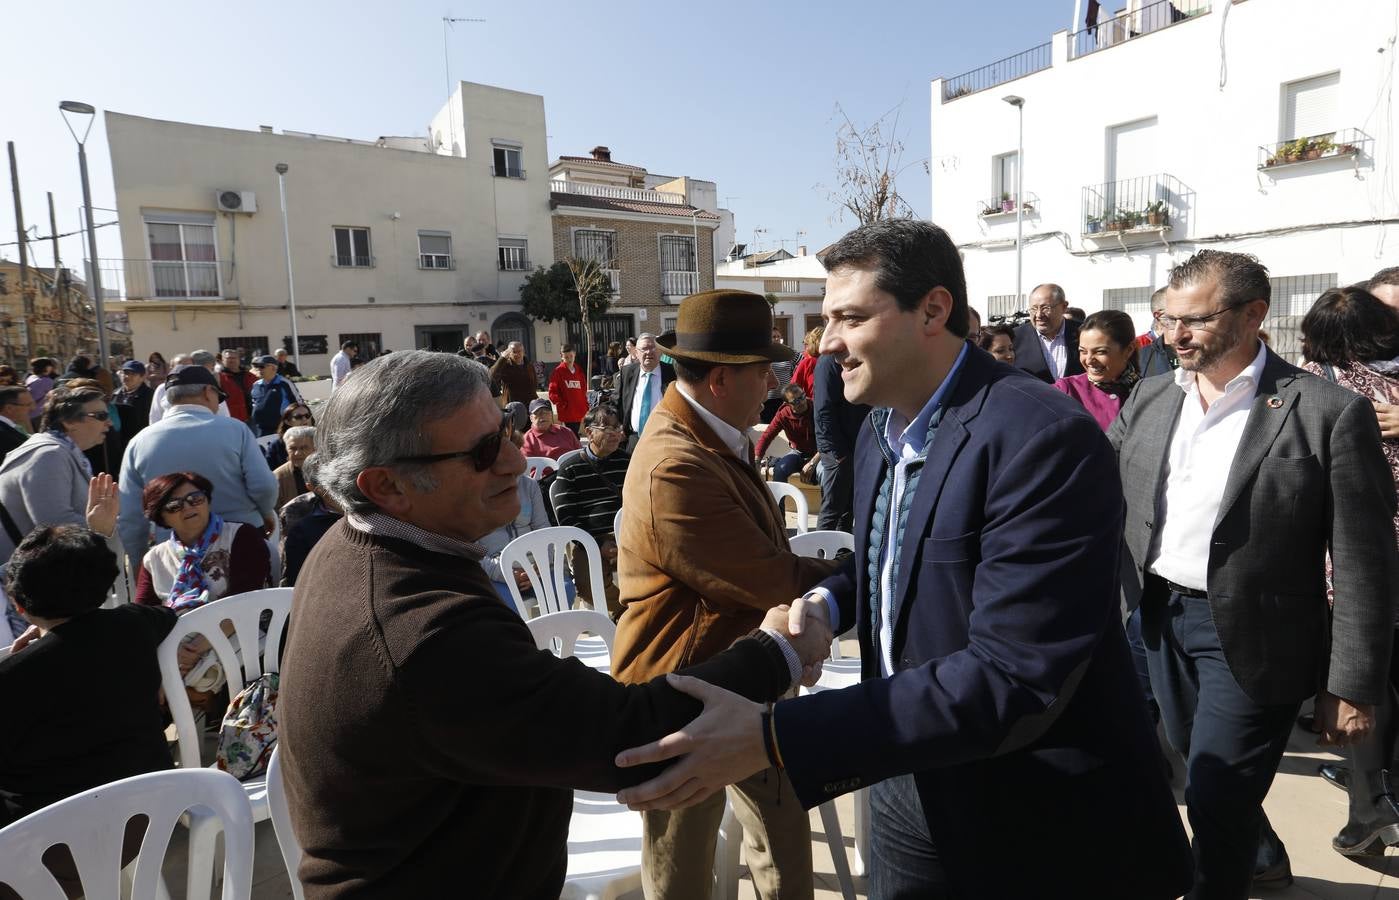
[612,386,839,684]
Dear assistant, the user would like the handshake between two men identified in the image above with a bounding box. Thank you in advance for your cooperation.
[613,596,832,812]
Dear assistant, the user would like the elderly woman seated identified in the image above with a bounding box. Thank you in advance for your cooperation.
[0,525,177,827]
[134,472,270,708]
[263,402,315,469]
[280,453,343,587]
[274,425,317,509]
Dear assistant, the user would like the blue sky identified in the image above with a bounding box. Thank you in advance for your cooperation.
[3,0,1075,269]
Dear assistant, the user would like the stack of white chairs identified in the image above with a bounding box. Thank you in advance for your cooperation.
[764,481,811,536]
[156,587,292,900]
[500,527,612,670]
[0,768,254,900]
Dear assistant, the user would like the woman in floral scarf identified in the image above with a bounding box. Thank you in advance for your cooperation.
[133,472,269,705]
[1052,309,1140,431]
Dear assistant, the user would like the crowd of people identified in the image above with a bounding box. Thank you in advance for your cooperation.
[0,216,1396,900]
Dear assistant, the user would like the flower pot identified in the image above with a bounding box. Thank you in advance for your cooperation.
[1001,200,1015,212]
[1147,212,1166,226]
[1303,149,1322,161]
[1086,221,1102,234]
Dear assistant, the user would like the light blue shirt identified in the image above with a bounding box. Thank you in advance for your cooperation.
[812,342,970,642]
[118,404,279,571]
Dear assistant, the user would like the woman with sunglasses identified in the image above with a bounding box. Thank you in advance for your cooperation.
[263,403,316,470]
[133,471,270,706]
[0,384,120,639]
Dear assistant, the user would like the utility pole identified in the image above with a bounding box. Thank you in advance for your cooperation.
[48,192,68,358]
[7,142,35,360]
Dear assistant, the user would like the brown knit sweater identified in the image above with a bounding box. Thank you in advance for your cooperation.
[279,520,793,899]
[490,357,539,406]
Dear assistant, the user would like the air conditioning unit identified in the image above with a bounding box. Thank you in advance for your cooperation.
[215,190,257,214]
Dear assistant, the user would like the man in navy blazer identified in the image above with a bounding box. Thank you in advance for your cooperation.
[1012,283,1083,383]
[615,220,1192,898]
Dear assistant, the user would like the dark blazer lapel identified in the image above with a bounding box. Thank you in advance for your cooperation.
[889,351,991,636]
[1142,378,1186,508]
[1214,350,1301,530]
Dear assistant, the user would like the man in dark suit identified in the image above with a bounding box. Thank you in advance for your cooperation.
[615,333,675,443]
[1012,282,1083,383]
[812,351,869,531]
[0,386,34,457]
[1109,250,1398,896]
[614,220,1193,899]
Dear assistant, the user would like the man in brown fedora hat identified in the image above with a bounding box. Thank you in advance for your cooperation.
[612,289,839,899]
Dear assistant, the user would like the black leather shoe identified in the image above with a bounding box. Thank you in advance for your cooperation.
[1252,856,1293,890]
[1333,808,1399,857]
[1320,763,1351,792]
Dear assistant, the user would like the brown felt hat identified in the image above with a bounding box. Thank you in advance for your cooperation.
[656,290,797,365]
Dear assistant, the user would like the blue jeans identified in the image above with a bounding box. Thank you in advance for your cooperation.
[868,774,949,900]
[770,451,811,486]
[1142,584,1298,900]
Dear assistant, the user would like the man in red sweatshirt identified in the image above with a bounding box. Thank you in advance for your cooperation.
[217,349,257,423]
[546,344,589,434]
[755,383,818,485]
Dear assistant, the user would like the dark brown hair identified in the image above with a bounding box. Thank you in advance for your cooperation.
[1301,286,1399,366]
[142,471,215,525]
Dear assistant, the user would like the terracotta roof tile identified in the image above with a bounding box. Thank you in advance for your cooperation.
[550,192,720,221]
[555,155,644,172]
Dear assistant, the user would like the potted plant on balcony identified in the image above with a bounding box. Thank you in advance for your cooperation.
[1144,200,1168,227]
[981,201,1000,217]
[1000,192,1015,213]
[1085,214,1103,234]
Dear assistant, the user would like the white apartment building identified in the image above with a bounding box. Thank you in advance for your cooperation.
[715,249,829,345]
[931,0,1399,359]
[105,82,557,375]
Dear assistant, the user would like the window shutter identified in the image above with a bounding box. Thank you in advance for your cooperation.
[1284,72,1339,140]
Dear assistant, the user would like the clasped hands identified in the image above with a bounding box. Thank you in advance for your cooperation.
[612,596,832,812]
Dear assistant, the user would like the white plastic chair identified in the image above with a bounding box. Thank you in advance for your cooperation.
[612,508,623,544]
[526,456,559,480]
[526,609,615,673]
[525,610,641,900]
[264,748,305,900]
[765,481,810,535]
[790,530,857,659]
[0,768,254,900]
[802,657,870,883]
[156,587,292,900]
[500,526,605,619]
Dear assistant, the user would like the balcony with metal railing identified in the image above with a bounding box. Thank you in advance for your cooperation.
[331,254,375,268]
[91,258,237,302]
[942,42,1052,103]
[1080,173,1189,239]
[550,180,687,205]
[1258,128,1372,172]
[977,192,1041,220]
[662,271,699,298]
[1070,0,1210,59]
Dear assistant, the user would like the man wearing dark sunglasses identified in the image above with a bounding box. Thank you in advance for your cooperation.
[278,350,833,899]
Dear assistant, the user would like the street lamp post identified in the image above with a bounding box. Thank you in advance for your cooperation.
[275,163,301,368]
[58,101,108,367]
[1003,95,1025,308]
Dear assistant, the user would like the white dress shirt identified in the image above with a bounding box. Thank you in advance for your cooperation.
[330,351,352,390]
[1147,340,1268,590]
[629,365,665,434]
[1038,325,1068,380]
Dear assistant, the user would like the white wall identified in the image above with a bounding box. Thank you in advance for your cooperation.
[931,0,1399,335]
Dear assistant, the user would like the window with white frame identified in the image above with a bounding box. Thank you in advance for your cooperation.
[332,226,373,268]
[492,144,524,179]
[144,212,220,298]
[994,152,1019,203]
[418,231,453,270]
[1283,72,1339,141]
[1266,273,1337,361]
[498,238,530,271]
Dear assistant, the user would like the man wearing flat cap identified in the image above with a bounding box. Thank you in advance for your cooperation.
[612,289,841,900]
[117,364,278,573]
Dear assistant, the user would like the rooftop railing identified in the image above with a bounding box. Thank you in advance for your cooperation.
[550,180,687,205]
[942,42,1052,102]
[1070,0,1210,59]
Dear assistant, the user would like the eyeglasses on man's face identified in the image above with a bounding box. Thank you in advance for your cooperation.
[1028,304,1063,316]
[394,411,510,472]
[1159,302,1249,333]
[162,489,209,514]
[588,425,623,436]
